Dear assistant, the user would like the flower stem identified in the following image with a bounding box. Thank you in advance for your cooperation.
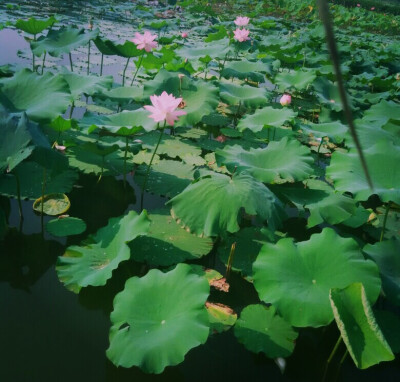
[131,51,145,86]
[322,336,342,382]
[69,52,73,72]
[140,123,165,210]
[122,57,130,86]
[41,52,46,75]
[100,53,104,76]
[87,40,91,75]
[380,203,391,242]
[13,173,24,226]
[32,34,36,71]
[40,168,47,233]
[123,136,129,188]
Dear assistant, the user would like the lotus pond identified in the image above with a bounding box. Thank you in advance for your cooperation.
[1,0,400,381]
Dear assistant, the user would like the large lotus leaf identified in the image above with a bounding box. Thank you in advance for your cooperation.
[0,113,33,173]
[15,16,56,35]
[130,209,213,266]
[135,160,194,198]
[326,140,400,204]
[49,116,78,133]
[80,109,156,135]
[111,40,142,58]
[106,263,210,373]
[253,228,381,327]
[234,304,298,358]
[330,283,394,369]
[56,210,150,293]
[61,72,113,100]
[0,69,71,122]
[93,37,118,56]
[277,179,357,228]
[362,100,400,128]
[0,161,78,200]
[237,106,297,133]
[219,82,269,108]
[300,121,348,143]
[167,172,285,237]
[218,227,269,280]
[312,77,347,112]
[216,137,313,184]
[275,69,316,92]
[143,69,219,127]
[94,86,144,103]
[221,60,267,82]
[176,39,230,60]
[363,239,400,306]
[31,27,99,57]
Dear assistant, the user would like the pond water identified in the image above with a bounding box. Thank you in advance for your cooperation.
[1,1,400,381]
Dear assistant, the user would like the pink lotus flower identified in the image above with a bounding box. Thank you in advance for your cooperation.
[371,7,375,10]
[280,94,292,106]
[233,28,250,42]
[132,31,158,52]
[181,32,188,38]
[144,91,187,126]
[357,3,360,7]
[234,16,250,27]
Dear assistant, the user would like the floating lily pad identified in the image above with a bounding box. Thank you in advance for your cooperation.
[130,210,213,266]
[330,283,394,369]
[253,228,381,327]
[219,82,269,108]
[168,172,285,236]
[33,193,71,216]
[300,121,348,143]
[275,69,316,92]
[234,304,298,358]
[56,210,150,293]
[207,302,237,334]
[216,137,313,184]
[46,217,86,237]
[222,60,266,83]
[106,263,210,374]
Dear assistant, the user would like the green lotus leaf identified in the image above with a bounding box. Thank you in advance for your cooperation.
[237,106,297,133]
[0,112,33,173]
[326,140,400,204]
[61,71,113,100]
[221,60,267,82]
[130,209,213,266]
[218,227,271,280]
[15,16,56,35]
[312,77,347,112]
[176,39,230,60]
[362,100,400,128]
[46,217,87,237]
[168,172,285,237]
[111,40,142,58]
[0,69,71,122]
[374,310,400,354]
[106,263,210,373]
[275,69,316,92]
[31,27,99,57]
[49,116,78,133]
[219,82,270,108]
[277,179,357,228]
[330,283,394,369]
[132,150,160,165]
[207,302,237,333]
[33,193,70,216]
[144,69,219,127]
[300,121,348,143]
[0,161,78,200]
[253,228,381,327]
[205,25,227,42]
[56,210,150,293]
[234,304,298,358]
[0,64,14,78]
[94,85,144,103]
[93,36,118,56]
[216,137,313,184]
[363,239,400,306]
[80,109,155,135]
[135,160,194,198]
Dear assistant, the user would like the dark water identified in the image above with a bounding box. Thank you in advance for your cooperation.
[1,1,400,381]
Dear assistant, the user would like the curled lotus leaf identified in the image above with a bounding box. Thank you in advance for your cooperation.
[33,193,70,216]
[106,263,210,374]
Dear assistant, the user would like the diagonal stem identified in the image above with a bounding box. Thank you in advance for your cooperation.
[69,52,74,72]
[122,57,130,86]
[317,0,373,191]
[131,51,145,86]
